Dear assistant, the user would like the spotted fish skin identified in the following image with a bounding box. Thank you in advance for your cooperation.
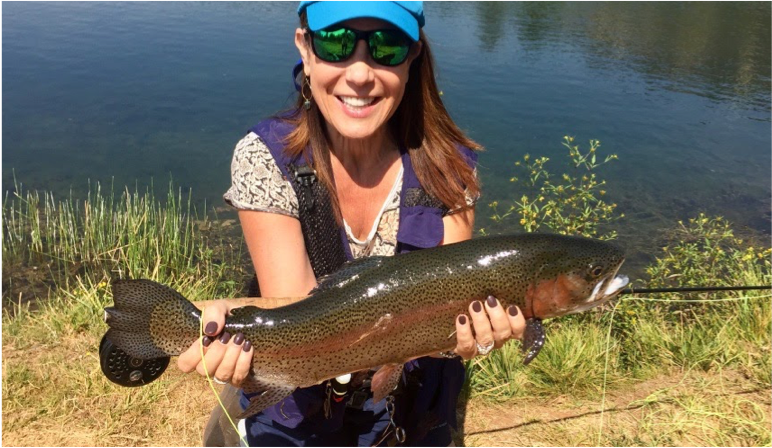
[104,233,626,417]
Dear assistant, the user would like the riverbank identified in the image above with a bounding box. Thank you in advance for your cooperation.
[2,184,769,446]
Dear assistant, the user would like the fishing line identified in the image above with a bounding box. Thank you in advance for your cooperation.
[598,299,620,446]
[621,295,772,303]
[597,291,770,444]
[198,309,248,447]
[621,285,770,295]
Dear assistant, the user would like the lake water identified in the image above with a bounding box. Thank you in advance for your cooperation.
[3,2,770,275]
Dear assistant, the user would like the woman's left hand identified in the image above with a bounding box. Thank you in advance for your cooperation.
[453,295,526,360]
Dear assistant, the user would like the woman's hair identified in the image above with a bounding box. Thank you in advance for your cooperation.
[282,14,482,221]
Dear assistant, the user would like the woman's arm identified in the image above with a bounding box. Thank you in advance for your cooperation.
[239,210,317,298]
[177,210,317,385]
[440,208,474,245]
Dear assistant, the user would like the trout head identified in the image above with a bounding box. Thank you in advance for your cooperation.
[526,236,628,319]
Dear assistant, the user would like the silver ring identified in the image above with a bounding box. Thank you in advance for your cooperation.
[213,377,228,385]
[475,340,495,356]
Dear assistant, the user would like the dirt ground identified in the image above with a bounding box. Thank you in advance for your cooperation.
[456,370,771,446]
[3,359,769,447]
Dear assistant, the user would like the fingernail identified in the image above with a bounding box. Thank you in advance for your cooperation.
[472,301,482,313]
[487,296,498,308]
[508,306,519,317]
[233,333,244,345]
[458,315,467,325]
[205,322,218,335]
[219,331,231,344]
[202,336,212,347]
[243,341,252,352]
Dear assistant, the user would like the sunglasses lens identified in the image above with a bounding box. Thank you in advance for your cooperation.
[311,28,412,66]
[369,31,411,66]
[312,28,356,62]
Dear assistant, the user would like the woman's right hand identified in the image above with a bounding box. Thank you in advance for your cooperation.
[177,300,254,387]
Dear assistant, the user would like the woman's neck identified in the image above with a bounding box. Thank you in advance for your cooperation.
[327,127,401,187]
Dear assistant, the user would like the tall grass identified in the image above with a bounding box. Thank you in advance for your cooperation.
[2,179,241,304]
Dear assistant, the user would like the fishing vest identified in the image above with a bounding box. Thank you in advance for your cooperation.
[242,115,477,442]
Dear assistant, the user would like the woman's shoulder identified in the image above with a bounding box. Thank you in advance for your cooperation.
[234,131,269,159]
[224,132,300,218]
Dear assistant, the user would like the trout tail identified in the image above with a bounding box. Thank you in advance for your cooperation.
[104,279,201,359]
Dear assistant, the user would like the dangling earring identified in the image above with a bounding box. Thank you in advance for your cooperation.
[302,76,312,110]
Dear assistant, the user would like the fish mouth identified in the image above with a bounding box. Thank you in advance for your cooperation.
[603,273,629,297]
[591,267,629,305]
[581,265,629,311]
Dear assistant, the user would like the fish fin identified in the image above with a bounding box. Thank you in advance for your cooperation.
[371,363,403,403]
[236,377,295,419]
[105,279,201,359]
[522,318,545,365]
[310,257,388,294]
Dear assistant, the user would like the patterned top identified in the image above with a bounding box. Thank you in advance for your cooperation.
[223,132,402,257]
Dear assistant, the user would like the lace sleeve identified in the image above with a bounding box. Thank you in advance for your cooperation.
[222,132,299,218]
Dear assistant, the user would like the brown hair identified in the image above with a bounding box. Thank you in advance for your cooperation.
[282,17,482,221]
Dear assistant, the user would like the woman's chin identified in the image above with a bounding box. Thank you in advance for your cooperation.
[329,120,387,142]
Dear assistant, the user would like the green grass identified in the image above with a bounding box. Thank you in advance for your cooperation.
[466,316,626,400]
[2,179,242,304]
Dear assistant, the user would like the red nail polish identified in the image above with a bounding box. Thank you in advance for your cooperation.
[459,315,467,325]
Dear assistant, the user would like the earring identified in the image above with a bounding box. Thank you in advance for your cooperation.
[302,77,312,110]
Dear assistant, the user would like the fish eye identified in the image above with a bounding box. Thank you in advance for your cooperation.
[591,266,604,277]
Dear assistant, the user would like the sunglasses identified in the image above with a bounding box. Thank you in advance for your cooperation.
[306,27,413,67]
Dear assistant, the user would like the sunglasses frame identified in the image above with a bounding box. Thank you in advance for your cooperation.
[305,27,413,67]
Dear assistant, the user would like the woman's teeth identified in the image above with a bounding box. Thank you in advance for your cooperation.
[340,96,375,108]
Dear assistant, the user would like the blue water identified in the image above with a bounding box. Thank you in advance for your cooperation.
[3,2,770,272]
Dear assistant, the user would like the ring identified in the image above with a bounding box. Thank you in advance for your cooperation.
[475,341,495,356]
[213,377,228,385]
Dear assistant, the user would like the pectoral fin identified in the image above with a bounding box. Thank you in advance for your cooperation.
[522,318,545,365]
[236,376,295,419]
[371,363,403,403]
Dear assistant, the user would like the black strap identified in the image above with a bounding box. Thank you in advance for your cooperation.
[246,163,348,297]
[288,163,348,279]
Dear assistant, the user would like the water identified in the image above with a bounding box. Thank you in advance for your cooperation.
[3,2,770,275]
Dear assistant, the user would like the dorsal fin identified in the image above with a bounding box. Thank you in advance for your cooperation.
[309,256,387,294]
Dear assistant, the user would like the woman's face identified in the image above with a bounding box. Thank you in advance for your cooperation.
[295,18,422,142]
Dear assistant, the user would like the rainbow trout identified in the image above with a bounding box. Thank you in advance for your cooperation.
[104,233,628,418]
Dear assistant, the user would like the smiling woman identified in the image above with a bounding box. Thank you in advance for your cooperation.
[175,1,527,446]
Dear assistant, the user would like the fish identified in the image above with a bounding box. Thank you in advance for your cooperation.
[103,233,628,418]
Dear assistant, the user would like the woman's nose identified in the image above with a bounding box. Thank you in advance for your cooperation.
[345,40,375,85]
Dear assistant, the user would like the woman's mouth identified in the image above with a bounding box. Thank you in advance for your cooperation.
[337,96,381,118]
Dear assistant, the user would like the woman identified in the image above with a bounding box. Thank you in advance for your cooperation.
[178,1,526,445]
